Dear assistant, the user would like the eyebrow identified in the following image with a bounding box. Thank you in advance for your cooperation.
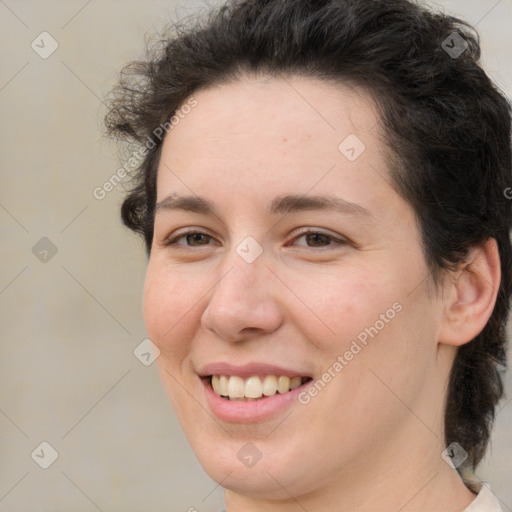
[155,194,217,215]
[155,193,371,217]
[268,194,371,217]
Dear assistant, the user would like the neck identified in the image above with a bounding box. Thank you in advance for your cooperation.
[224,431,476,512]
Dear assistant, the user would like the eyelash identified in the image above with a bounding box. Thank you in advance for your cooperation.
[163,228,347,249]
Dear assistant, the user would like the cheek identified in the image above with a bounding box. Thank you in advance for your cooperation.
[282,264,399,352]
[143,263,202,357]
[286,260,433,403]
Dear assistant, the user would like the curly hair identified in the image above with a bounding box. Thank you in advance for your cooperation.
[105,0,512,470]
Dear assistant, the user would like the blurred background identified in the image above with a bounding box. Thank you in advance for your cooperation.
[1,0,510,510]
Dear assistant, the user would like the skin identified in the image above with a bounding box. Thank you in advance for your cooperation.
[143,74,500,511]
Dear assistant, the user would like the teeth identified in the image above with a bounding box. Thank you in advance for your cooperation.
[277,376,290,394]
[219,375,229,396]
[210,375,308,400]
[245,376,263,398]
[212,375,221,395]
[290,376,302,389]
[227,376,245,398]
[262,375,277,396]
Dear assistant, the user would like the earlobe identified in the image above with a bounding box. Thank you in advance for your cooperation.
[438,238,501,347]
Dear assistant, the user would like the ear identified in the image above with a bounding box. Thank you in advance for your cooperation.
[438,238,501,347]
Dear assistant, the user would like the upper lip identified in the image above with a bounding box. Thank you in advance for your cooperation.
[198,362,311,379]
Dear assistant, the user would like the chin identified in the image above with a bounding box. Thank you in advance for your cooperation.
[190,435,318,501]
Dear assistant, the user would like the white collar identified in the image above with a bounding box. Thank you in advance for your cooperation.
[463,482,502,512]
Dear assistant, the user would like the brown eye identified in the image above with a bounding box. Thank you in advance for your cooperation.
[304,233,332,247]
[163,230,215,247]
[185,233,211,246]
[291,230,346,248]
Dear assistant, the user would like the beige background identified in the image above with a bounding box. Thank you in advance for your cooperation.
[0,1,510,510]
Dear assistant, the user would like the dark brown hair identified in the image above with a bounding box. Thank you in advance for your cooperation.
[106,0,512,470]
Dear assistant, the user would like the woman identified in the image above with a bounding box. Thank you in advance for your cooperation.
[106,0,511,510]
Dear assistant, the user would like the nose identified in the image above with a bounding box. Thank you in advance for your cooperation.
[200,249,284,342]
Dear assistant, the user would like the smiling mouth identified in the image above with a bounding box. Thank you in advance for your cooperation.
[208,375,312,401]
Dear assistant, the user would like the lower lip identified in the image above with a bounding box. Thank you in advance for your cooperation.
[202,378,308,423]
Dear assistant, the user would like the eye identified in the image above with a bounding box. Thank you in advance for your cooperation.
[164,230,216,247]
[162,228,347,250]
[289,230,347,248]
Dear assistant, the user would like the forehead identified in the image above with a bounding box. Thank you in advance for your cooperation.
[156,74,391,212]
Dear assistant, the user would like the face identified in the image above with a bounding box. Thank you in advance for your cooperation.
[144,75,450,500]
